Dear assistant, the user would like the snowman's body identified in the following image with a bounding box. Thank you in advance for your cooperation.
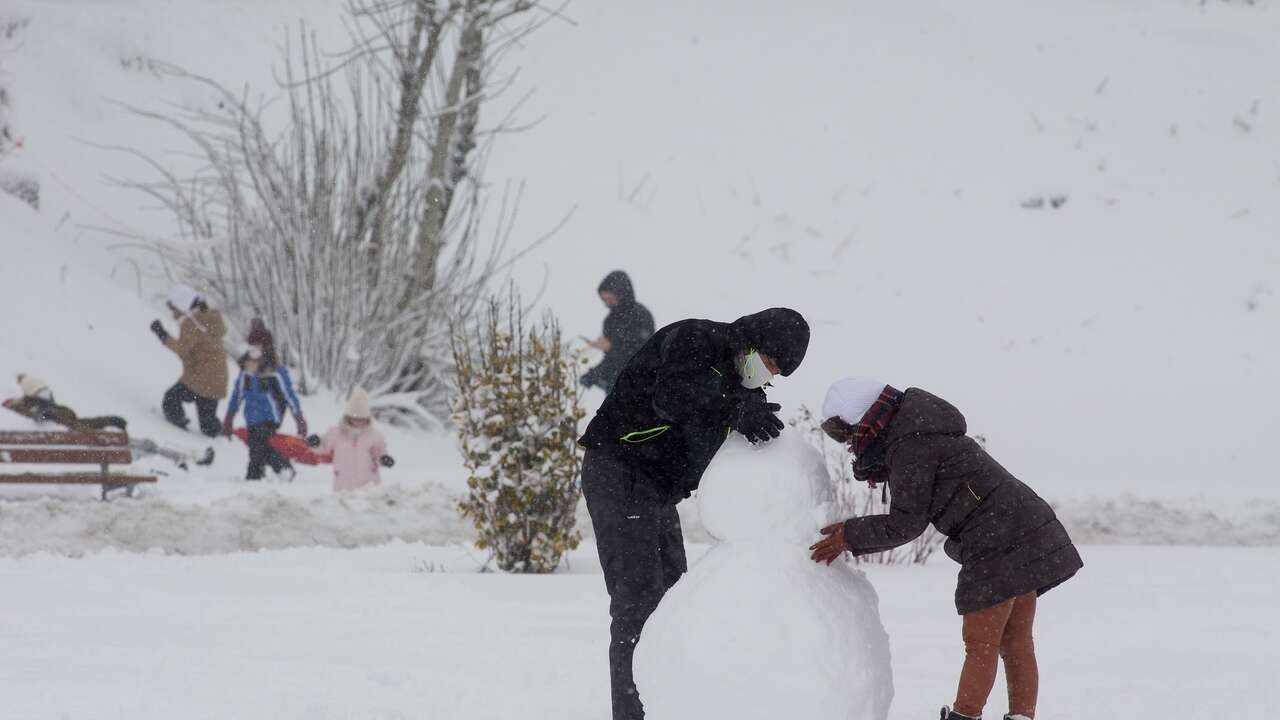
[633,432,894,720]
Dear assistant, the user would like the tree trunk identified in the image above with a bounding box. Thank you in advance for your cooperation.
[410,2,485,300]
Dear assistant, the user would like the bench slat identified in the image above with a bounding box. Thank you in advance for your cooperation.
[0,431,130,448]
[0,474,157,486]
[0,448,133,465]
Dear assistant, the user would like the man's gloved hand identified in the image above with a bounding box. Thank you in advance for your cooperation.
[380,454,395,468]
[295,417,308,438]
[809,522,850,565]
[730,394,784,444]
[221,416,234,437]
[305,434,322,448]
[150,320,170,343]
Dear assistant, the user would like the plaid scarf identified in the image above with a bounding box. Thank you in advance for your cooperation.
[849,385,903,489]
[851,385,904,455]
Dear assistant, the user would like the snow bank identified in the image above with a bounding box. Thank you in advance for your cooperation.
[1051,495,1280,547]
[0,483,471,557]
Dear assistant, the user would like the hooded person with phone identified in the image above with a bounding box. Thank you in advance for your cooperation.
[577,307,810,720]
[581,270,655,393]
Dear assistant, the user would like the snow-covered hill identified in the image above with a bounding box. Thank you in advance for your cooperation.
[2,0,1278,555]
[493,0,1280,504]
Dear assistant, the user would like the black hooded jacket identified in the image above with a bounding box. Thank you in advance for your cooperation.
[578,308,810,503]
[582,271,655,392]
[843,388,1083,614]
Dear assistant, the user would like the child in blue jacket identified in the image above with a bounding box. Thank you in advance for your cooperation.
[222,345,306,481]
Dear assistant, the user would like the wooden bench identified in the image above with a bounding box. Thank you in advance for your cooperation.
[0,430,158,500]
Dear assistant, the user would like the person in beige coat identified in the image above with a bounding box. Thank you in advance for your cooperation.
[151,284,229,437]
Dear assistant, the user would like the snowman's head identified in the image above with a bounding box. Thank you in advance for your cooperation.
[697,431,834,544]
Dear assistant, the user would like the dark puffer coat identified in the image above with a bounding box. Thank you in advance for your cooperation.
[842,389,1083,614]
[579,308,810,504]
[581,271,655,392]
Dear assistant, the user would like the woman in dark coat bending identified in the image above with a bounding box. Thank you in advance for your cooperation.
[809,377,1082,720]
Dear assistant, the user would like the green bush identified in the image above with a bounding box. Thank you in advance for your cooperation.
[451,296,585,573]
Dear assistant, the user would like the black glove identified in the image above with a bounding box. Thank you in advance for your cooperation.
[731,395,784,444]
[380,454,395,468]
[305,434,321,448]
[149,320,170,343]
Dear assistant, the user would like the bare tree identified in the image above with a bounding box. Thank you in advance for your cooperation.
[109,0,561,426]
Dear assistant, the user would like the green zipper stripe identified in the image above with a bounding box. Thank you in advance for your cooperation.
[619,366,723,445]
[620,425,672,443]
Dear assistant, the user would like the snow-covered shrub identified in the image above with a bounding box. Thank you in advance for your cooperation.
[451,296,585,574]
[790,406,943,566]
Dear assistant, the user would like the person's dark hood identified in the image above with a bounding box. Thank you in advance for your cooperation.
[598,271,636,305]
[729,308,810,376]
[883,389,967,444]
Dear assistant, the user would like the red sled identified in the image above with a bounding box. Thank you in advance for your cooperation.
[231,428,331,466]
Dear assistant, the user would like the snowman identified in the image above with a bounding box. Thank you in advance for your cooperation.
[632,430,894,720]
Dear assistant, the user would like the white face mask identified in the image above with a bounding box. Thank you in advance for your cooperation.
[736,350,774,390]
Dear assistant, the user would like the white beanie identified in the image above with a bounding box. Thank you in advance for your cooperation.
[822,377,889,425]
[166,284,202,312]
[345,387,372,419]
[17,373,50,399]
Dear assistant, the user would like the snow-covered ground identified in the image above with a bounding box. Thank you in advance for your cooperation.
[2,543,1276,719]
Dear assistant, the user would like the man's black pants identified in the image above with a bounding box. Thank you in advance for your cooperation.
[162,382,220,438]
[245,421,291,480]
[581,448,687,720]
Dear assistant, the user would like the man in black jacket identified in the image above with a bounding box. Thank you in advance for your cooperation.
[581,271,655,393]
[578,307,810,720]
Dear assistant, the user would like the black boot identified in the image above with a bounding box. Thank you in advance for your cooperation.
[942,707,980,720]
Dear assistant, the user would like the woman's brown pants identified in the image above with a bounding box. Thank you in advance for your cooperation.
[953,592,1038,719]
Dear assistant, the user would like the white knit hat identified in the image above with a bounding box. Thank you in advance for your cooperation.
[822,377,889,425]
[345,387,372,419]
[17,373,49,399]
[166,284,202,312]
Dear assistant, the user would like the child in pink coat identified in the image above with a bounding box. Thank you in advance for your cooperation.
[316,388,394,492]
